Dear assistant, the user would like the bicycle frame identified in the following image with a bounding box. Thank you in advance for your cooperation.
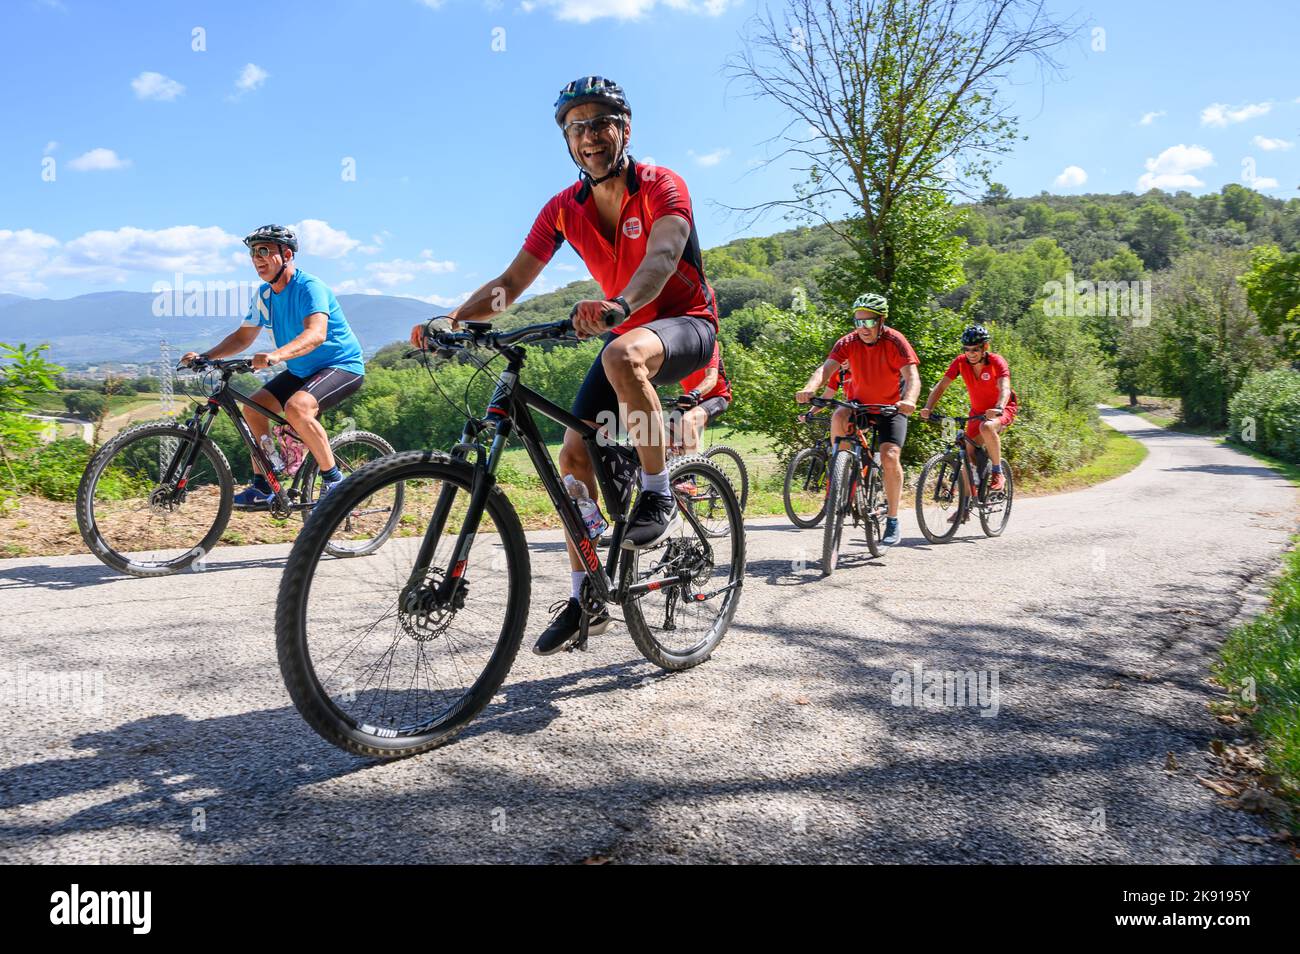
[416,346,716,612]
[170,366,312,509]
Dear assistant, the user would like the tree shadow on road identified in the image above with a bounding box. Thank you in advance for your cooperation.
[0,556,290,592]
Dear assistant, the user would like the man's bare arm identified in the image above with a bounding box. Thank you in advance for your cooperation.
[618,216,690,312]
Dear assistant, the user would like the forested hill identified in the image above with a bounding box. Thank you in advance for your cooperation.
[380,183,1299,356]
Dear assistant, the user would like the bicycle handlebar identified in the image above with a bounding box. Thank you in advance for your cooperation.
[181,357,254,375]
[806,397,899,417]
[414,307,620,357]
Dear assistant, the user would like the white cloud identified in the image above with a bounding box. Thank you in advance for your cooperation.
[413,292,471,307]
[235,63,269,95]
[67,148,131,172]
[1137,144,1214,191]
[688,147,730,167]
[0,225,243,291]
[1253,135,1293,151]
[290,219,362,259]
[54,226,240,281]
[1201,101,1271,127]
[333,280,388,295]
[1138,110,1165,126]
[1248,176,1280,190]
[0,229,60,294]
[364,253,456,287]
[131,71,185,101]
[524,0,736,22]
[417,0,445,7]
[1053,165,1088,188]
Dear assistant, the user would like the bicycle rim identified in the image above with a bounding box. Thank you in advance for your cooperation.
[979,463,1014,537]
[784,447,828,528]
[916,452,964,544]
[703,445,748,512]
[622,456,745,670]
[821,451,853,576]
[78,422,232,576]
[277,452,529,757]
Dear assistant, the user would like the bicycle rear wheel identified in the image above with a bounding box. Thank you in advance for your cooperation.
[979,461,1014,537]
[821,450,855,576]
[622,455,745,671]
[277,451,529,758]
[915,451,966,544]
[784,445,829,528]
[703,444,749,512]
[299,429,404,557]
[863,465,886,558]
[76,421,233,577]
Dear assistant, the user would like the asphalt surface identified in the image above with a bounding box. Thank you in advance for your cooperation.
[1,407,1295,864]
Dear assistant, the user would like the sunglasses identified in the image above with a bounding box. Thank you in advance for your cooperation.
[249,245,280,260]
[563,114,624,141]
[853,315,880,329]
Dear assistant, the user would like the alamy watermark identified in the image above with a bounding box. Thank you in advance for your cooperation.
[0,670,106,715]
[890,661,1000,717]
[151,273,258,318]
[1042,272,1151,326]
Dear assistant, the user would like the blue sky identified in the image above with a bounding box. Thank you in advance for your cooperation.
[1,0,1297,302]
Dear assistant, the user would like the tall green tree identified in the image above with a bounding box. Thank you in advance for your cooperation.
[1126,202,1188,270]
[1238,243,1300,357]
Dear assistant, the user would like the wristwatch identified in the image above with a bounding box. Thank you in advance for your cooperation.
[611,296,632,319]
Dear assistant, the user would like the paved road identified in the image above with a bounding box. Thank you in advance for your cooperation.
[1,408,1295,863]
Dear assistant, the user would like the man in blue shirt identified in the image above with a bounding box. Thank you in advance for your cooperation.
[181,224,365,505]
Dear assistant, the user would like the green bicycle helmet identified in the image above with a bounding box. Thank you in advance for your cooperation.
[852,292,889,317]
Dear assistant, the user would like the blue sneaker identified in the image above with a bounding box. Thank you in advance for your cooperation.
[232,484,272,508]
[881,516,901,546]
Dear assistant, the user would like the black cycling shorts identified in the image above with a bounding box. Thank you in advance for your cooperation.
[848,409,908,449]
[699,396,730,423]
[571,316,716,425]
[260,366,364,415]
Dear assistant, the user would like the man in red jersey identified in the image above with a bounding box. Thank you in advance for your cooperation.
[795,292,921,547]
[409,76,719,655]
[919,324,1017,492]
[671,340,732,455]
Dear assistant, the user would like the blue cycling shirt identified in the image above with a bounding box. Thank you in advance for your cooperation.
[241,268,365,377]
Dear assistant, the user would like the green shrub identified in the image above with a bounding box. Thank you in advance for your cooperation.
[1228,368,1300,463]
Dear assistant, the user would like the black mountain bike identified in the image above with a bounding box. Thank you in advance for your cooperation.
[783,413,833,528]
[812,398,899,576]
[915,414,1014,543]
[276,317,747,759]
[661,395,749,520]
[76,357,400,577]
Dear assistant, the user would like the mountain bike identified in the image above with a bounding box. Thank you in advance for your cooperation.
[914,414,1014,543]
[276,316,747,759]
[811,398,899,576]
[76,357,401,577]
[661,395,749,523]
[783,412,833,528]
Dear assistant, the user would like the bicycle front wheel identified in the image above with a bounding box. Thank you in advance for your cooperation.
[784,446,829,528]
[277,451,530,758]
[622,454,745,671]
[703,444,749,512]
[76,421,233,577]
[821,450,855,576]
[979,462,1014,537]
[915,452,966,544]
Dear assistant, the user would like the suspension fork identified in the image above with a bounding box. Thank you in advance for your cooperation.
[165,400,222,493]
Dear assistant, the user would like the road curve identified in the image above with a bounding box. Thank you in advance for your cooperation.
[0,408,1295,863]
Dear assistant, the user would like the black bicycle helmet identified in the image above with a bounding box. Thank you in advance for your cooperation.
[961,324,991,347]
[554,76,632,188]
[554,75,631,126]
[243,224,298,253]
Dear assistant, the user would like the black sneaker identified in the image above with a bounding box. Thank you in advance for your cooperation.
[621,490,680,549]
[532,598,611,656]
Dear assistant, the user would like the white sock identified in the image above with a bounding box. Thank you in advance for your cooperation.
[640,468,670,497]
[571,570,585,600]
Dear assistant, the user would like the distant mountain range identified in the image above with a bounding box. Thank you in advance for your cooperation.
[0,291,439,368]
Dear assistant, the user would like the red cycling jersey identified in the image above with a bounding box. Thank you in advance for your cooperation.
[944,352,1017,415]
[828,328,918,406]
[679,340,731,401]
[522,158,718,334]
